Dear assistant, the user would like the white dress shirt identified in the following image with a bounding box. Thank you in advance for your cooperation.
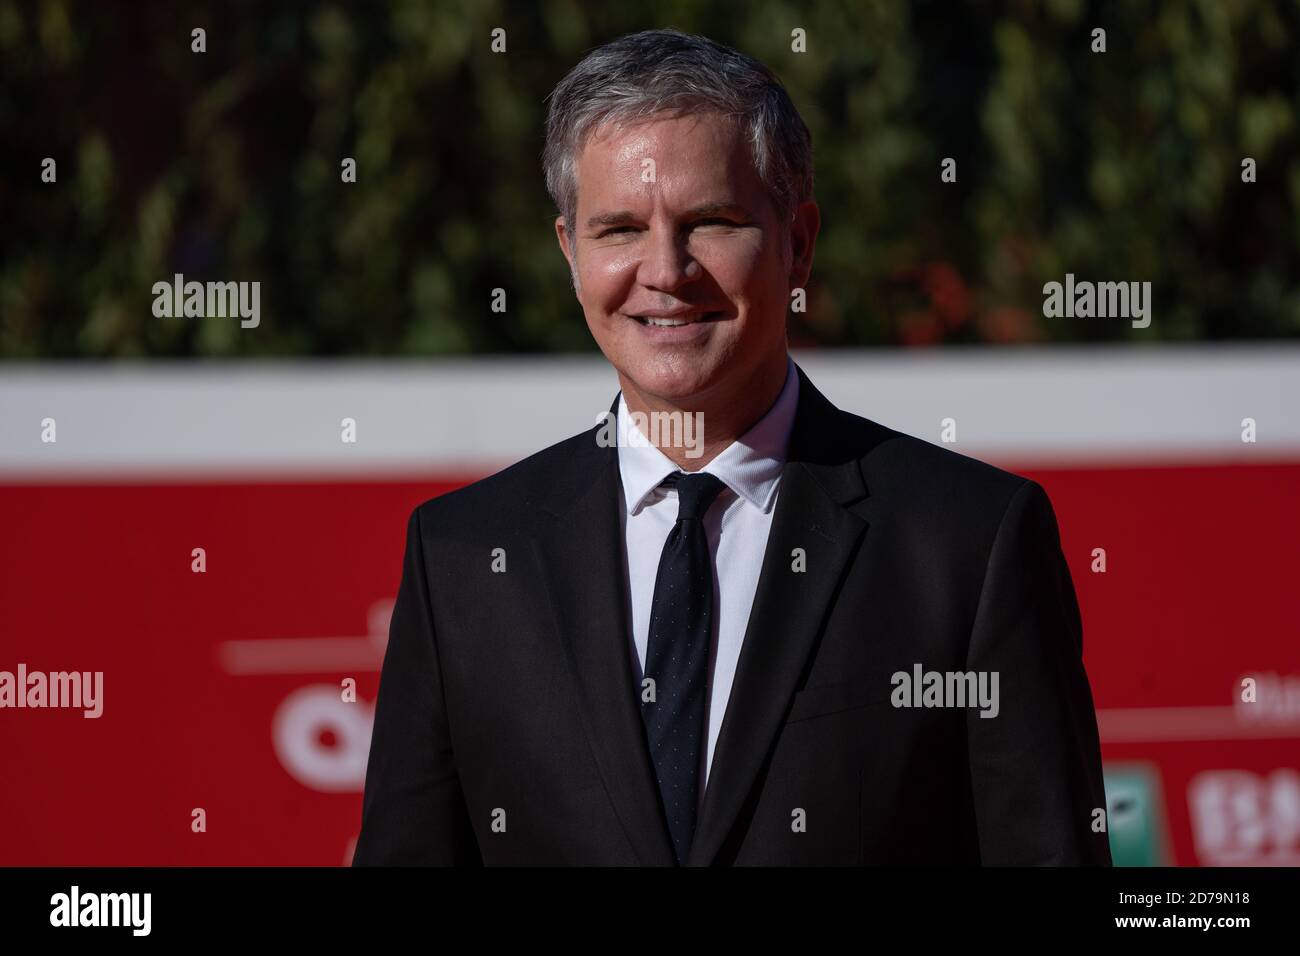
[615,356,800,798]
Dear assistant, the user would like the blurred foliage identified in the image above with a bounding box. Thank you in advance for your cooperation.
[0,0,1297,357]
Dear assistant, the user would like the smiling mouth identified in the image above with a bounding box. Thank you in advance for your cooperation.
[627,312,724,327]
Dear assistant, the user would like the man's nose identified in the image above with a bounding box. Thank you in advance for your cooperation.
[636,228,699,292]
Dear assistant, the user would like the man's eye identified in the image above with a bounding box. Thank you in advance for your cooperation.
[595,219,740,238]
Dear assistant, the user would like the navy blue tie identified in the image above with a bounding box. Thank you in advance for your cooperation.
[640,470,727,864]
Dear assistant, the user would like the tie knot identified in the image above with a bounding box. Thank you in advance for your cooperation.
[662,471,727,521]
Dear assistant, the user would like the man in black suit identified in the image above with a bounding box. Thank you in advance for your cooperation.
[353,29,1111,866]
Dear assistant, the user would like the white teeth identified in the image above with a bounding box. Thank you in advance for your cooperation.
[637,314,704,327]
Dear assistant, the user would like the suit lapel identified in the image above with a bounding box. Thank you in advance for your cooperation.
[686,366,871,865]
[530,405,677,865]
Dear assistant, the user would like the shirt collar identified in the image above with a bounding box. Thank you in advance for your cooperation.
[616,355,800,516]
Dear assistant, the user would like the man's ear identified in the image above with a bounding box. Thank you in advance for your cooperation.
[787,199,820,290]
[554,215,580,293]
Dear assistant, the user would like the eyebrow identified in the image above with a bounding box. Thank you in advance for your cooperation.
[584,202,753,230]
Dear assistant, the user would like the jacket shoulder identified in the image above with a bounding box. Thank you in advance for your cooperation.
[409,424,603,535]
[836,411,1054,590]
[840,410,1033,512]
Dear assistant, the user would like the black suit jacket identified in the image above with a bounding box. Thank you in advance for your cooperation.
[353,364,1112,865]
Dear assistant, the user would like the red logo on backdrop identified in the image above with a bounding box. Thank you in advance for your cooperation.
[1189,769,1300,866]
[218,601,392,794]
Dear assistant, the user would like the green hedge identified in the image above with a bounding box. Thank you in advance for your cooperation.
[2,0,1297,357]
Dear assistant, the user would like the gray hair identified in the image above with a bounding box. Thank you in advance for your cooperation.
[543,29,813,231]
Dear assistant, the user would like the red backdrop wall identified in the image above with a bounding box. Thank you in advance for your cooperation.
[2,459,1296,865]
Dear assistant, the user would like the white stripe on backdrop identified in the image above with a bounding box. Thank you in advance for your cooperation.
[0,344,1296,477]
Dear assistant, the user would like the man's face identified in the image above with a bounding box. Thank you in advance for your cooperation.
[555,112,816,407]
